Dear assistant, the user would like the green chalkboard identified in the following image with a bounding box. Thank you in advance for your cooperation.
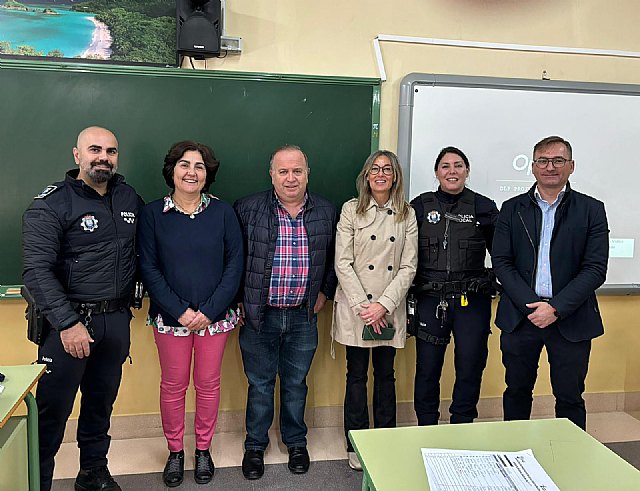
[0,59,380,286]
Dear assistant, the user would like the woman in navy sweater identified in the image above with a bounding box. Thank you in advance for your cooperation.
[137,141,244,487]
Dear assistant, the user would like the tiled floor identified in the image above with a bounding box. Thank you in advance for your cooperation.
[52,411,640,480]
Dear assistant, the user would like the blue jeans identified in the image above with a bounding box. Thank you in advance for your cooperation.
[239,305,318,451]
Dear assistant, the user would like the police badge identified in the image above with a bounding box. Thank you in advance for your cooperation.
[80,215,99,232]
[426,210,441,224]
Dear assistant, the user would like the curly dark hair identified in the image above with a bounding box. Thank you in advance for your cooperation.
[162,140,220,192]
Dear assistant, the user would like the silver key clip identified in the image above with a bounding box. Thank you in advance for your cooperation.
[435,299,448,320]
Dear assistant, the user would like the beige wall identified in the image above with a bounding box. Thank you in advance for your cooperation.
[3,295,640,417]
[3,0,640,417]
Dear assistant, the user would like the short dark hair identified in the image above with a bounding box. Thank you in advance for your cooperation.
[162,141,220,192]
[269,144,309,168]
[533,136,572,159]
[434,146,470,172]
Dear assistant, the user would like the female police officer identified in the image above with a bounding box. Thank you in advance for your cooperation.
[411,146,498,426]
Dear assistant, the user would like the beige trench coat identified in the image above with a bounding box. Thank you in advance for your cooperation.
[332,198,418,352]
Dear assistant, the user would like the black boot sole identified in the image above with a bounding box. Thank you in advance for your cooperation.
[164,475,184,487]
[194,473,214,484]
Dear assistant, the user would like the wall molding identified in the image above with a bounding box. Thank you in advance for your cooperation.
[62,391,640,443]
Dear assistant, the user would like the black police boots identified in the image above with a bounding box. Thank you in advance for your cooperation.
[74,466,121,491]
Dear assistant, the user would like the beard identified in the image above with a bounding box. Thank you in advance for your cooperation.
[87,160,115,184]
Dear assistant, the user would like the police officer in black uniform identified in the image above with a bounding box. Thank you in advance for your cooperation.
[22,126,143,491]
[410,146,498,426]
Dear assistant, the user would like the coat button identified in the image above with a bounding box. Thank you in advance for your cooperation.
[388,266,393,271]
[390,236,395,242]
[387,210,393,215]
[367,294,373,300]
[368,265,374,270]
[371,235,376,240]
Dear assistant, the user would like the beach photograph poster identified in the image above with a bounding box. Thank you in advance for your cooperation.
[0,0,176,66]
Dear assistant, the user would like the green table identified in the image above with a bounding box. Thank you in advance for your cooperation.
[0,364,46,491]
[349,418,640,491]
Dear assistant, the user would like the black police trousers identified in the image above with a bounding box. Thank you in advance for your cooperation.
[414,292,491,425]
[36,309,131,491]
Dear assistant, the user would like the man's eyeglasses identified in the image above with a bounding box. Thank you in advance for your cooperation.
[533,157,572,168]
[370,165,394,175]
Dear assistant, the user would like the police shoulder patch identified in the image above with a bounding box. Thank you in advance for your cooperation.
[34,185,59,199]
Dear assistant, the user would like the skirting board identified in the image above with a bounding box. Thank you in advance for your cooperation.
[61,391,640,443]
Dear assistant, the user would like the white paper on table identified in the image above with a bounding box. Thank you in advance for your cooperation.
[421,448,560,491]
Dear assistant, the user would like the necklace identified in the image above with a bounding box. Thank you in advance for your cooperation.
[172,195,201,218]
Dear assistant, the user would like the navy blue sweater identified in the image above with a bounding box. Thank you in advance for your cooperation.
[137,196,244,326]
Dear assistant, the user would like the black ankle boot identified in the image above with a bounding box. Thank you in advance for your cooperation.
[75,466,121,491]
[194,449,215,484]
[163,450,184,487]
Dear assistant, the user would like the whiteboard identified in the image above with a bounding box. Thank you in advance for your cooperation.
[397,74,640,291]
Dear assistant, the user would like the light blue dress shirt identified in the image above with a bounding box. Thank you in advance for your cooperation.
[534,186,566,298]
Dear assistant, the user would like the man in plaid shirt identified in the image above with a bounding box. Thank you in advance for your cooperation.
[234,145,337,480]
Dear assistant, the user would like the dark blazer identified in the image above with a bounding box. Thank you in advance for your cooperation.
[492,182,609,342]
[233,189,338,331]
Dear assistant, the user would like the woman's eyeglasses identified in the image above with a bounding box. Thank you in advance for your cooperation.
[370,165,394,175]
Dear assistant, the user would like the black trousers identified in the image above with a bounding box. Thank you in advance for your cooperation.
[414,292,491,425]
[501,321,591,430]
[36,309,131,491]
[344,345,396,452]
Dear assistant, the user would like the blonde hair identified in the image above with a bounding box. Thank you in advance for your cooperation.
[355,150,410,222]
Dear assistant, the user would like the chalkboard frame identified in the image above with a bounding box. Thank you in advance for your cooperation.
[0,58,381,293]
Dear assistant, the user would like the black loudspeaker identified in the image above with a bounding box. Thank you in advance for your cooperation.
[176,0,222,61]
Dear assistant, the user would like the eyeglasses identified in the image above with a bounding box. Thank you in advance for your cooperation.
[533,157,572,168]
[370,165,394,176]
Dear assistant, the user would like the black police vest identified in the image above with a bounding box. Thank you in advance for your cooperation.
[417,188,487,282]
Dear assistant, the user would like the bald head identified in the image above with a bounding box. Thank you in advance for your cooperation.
[76,126,118,148]
[73,126,119,190]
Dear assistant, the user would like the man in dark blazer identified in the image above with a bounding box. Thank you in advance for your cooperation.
[492,135,609,430]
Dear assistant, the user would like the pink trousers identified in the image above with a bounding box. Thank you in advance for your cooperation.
[153,329,230,452]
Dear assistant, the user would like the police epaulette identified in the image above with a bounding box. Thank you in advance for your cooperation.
[34,185,60,199]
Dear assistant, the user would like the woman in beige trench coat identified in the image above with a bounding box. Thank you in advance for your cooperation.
[332,150,418,470]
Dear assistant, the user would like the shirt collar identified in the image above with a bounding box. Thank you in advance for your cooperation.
[534,185,566,206]
[273,190,308,213]
[163,193,212,215]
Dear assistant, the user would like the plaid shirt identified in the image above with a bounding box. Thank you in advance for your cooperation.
[268,193,310,307]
